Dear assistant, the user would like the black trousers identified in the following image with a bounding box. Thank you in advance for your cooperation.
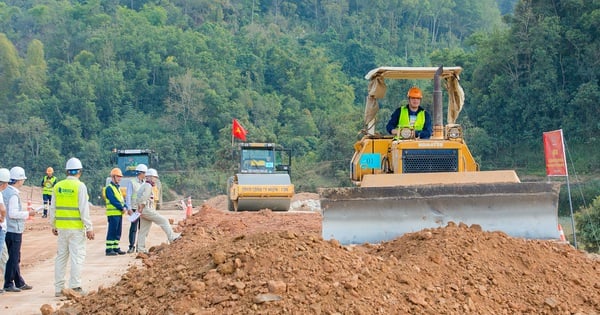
[4,231,25,289]
[128,214,140,249]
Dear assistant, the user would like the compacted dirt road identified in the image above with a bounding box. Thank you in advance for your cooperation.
[2,189,600,314]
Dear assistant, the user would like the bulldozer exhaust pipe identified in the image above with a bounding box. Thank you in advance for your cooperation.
[432,66,443,139]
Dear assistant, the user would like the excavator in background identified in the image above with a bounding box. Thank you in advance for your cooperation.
[108,148,163,210]
[320,66,560,244]
[227,143,294,211]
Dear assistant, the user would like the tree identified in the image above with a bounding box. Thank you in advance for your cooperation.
[575,195,600,253]
[0,33,20,103]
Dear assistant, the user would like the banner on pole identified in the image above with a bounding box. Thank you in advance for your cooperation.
[542,129,567,176]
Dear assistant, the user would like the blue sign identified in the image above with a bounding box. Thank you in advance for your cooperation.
[359,153,381,169]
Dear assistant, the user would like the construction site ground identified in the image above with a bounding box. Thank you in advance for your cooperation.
[2,187,599,314]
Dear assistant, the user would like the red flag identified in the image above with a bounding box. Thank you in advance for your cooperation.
[232,119,247,141]
[543,129,567,176]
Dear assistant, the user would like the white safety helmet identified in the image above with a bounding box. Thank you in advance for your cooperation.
[66,157,83,170]
[0,168,10,182]
[146,168,158,178]
[135,164,148,173]
[9,166,27,180]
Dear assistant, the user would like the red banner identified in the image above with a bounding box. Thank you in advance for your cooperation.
[543,130,567,176]
[232,119,247,141]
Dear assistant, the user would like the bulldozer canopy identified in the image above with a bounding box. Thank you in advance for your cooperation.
[364,66,465,133]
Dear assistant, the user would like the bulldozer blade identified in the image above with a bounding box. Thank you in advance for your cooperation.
[320,182,560,245]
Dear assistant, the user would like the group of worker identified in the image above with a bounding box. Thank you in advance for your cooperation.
[0,157,180,297]
[104,164,180,257]
[0,167,36,293]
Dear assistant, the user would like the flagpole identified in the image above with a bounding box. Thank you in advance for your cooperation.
[561,130,577,248]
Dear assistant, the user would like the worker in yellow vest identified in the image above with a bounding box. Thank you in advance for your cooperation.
[104,168,127,256]
[49,157,94,297]
[386,86,433,139]
[41,167,57,218]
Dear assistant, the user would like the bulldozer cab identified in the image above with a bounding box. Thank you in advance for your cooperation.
[237,143,291,176]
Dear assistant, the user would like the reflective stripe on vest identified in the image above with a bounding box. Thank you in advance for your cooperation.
[104,184,124,216]
[54,180,84,230]
[43,176,57,195]
[397,106,425,131]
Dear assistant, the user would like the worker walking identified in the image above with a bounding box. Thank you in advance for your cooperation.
[104,168,127,256]
[41,167,57,218]
[125,164,147,253]
[3,167,35,292]
[135,168,180,253]
[50,157,95,297]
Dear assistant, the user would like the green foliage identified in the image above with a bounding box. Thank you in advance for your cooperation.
[575,195,600,253]
[559,179,600,218]
[0,0,598,203]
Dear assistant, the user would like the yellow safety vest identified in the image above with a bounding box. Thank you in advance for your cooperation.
[43,176,57,195]
[397,106,425,131]
[104,184,125,216]
[54,180,84,230]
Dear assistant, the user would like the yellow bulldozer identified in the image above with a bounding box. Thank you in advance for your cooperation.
[320,66,560,244]
[227,143,294,211]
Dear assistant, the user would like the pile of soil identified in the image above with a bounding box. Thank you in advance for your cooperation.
[50,201,599,314]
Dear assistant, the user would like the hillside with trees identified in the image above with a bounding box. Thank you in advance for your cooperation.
[0,1,598,225]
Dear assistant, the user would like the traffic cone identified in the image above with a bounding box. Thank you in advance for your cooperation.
[186,196,193,218]
[27,199,34,221]
[558,224,566,242]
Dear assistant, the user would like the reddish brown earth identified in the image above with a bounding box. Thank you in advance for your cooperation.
[44,193,600,315]
[5,189,600,314]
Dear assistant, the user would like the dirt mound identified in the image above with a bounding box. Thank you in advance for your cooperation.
[53,204,600,314]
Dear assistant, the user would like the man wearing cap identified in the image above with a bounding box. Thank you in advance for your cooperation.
[0,168,11,294]
[104,168,127,256]
[40,167,57,218]
[2,167,35,292]
[135,168,180,254]
[50,157,95,297]
[125,164,147,253]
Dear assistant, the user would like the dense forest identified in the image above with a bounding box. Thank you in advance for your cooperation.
[0,0,598,213]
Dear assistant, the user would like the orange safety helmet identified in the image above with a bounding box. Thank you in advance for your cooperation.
[110,168,123,177]
[46,167,54,175]
[407,86,423,99]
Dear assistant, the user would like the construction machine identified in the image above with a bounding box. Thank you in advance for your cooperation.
[227,143,294,211]
[320,66,560,244]
[107,148,163,210]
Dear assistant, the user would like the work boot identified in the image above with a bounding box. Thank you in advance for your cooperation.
[18,284,32,290]
[4,285,21,292]
[115,249,126,255]
[106,251,117,256]
[170,233,181,243]
[72,287,87,295]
